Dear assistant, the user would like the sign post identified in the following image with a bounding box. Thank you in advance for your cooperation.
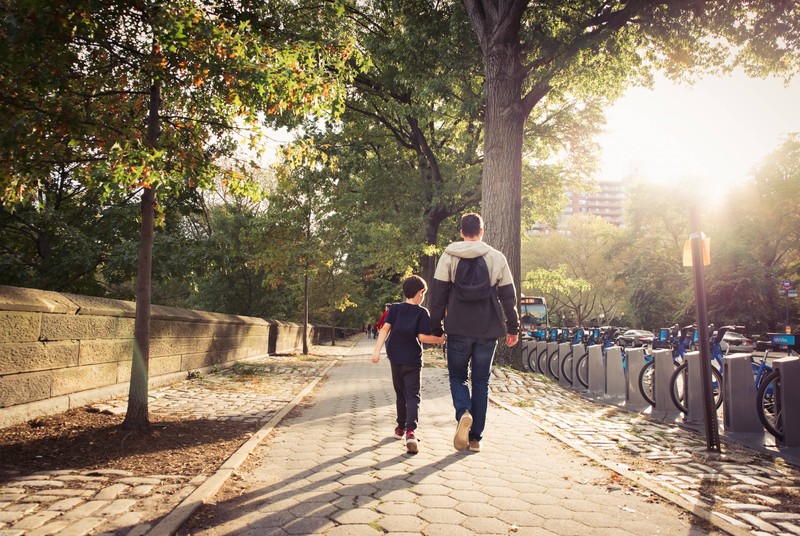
[688,206,720,452]
[783,280,794,333]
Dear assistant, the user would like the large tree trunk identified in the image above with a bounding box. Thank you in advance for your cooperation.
[122,81,160,431]
[420,210,446,298]
[464,0,527,367]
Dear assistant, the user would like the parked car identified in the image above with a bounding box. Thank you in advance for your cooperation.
[719,331,754,353]
[616,329,655,347]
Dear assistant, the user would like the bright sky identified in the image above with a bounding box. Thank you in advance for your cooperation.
[596,70,800,197]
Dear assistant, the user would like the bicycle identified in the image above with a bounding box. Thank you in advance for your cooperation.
[574,327,619,389]
[669,324,741,413]
[559,327,588,385]
[637,324,695,406]
[526,327,560,374]
[756,332,799,442]
[546,328,572,378]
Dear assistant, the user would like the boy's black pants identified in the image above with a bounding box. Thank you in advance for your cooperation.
[390,362,421,432]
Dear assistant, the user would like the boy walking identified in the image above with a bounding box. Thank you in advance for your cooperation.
[372,275,445,453]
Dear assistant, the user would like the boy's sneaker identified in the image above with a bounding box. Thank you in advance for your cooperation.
[454,411,473,451]
[468,440,481,452]
[393,426,405,440]
[405,430,418,454]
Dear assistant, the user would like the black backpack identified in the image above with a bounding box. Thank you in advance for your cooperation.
[453,255,492,301]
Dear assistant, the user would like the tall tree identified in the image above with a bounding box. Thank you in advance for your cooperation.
[706,134,800,332]
[461,0,800,360]
[1,0,361,430]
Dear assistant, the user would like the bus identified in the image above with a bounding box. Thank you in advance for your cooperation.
[519,295,549,340]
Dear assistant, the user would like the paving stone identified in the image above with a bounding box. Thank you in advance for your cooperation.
[9,510,60,530]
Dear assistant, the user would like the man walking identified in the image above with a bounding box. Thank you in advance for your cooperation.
[430,213,519,452]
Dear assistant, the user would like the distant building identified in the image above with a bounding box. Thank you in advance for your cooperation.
[530,179,627,234]
[567,179,626,226]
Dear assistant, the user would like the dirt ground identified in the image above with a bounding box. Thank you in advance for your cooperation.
[0,348,349,484]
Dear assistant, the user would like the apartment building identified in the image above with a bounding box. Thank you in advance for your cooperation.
[530,179,627,233]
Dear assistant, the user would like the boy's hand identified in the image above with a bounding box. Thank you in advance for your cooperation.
[371,353,380,364]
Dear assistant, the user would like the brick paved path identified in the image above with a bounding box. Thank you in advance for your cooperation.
[180,337,720,536]
[490,368,800,535]
[0,354,336,536]
[3,335,799,535]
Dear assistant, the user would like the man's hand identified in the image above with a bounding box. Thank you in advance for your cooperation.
[506,333,519,347]
[371,353,380,364]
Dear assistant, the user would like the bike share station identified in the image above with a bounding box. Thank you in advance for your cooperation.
[519,216,800,462]
[520,332,800,461]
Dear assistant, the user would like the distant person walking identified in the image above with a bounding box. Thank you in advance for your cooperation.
[430,213,519,452]
[372,275,445,453]
[375,304,390,331]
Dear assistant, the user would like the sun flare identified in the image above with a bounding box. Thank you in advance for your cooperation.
[597,71,800,202]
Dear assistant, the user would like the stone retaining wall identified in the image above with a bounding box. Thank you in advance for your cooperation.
[0,285,348,428]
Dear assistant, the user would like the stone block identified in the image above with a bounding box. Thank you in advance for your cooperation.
[40,314,119,341]
[0,312,41,343]
[181,350,228,371]
[0,371,52,407]
[61,293,136,317]
[79,339,133,365]
[114,317,135,339]
[151,354,181,376]
[0,285,78,314]
[51,363,117,396]
[0,395,70,428]
[116,355,180,383]
[0,341,78,374]
[150,320,216,339]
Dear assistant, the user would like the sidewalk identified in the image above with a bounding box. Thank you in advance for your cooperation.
[175,336,729,536]
[2,334,798,535]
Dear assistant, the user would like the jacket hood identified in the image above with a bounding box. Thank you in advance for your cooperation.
[444,240,492,259]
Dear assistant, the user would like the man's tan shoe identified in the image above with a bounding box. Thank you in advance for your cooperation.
[454,411,473,451]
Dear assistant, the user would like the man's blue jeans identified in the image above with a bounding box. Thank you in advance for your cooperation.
[446,335,498,442]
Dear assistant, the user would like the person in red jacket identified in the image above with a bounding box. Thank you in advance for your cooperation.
[375,304,390,330]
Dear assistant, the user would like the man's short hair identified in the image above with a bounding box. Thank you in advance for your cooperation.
[402,275,427,299]
[460,213,483,238]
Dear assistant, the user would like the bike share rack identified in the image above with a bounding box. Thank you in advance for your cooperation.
[603,346,626,403]
[520,338,534,371]
[722,353,762,434]
[650,348,681,422]
[624,348,648,411]
[681,351,707,425]
[546,341,559,377]
[558,342,571,388]
[773,356,800,447]
[570,343,587,393]
[587,345,604,395]
[536,341,549,374]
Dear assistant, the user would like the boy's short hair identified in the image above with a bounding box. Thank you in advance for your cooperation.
[460,213,483,238]
[402,275,427,299]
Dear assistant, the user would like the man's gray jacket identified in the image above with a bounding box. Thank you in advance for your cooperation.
[429,240,519,339]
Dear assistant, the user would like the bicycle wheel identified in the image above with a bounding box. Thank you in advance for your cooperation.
[670,362,723,413]
[536,348,548,375]
[756,369,783,441]
[547,349,560,379]
[638,361,655,406]
[525,344,538,373]
[560,350,573,385]
[575,352,589,388]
